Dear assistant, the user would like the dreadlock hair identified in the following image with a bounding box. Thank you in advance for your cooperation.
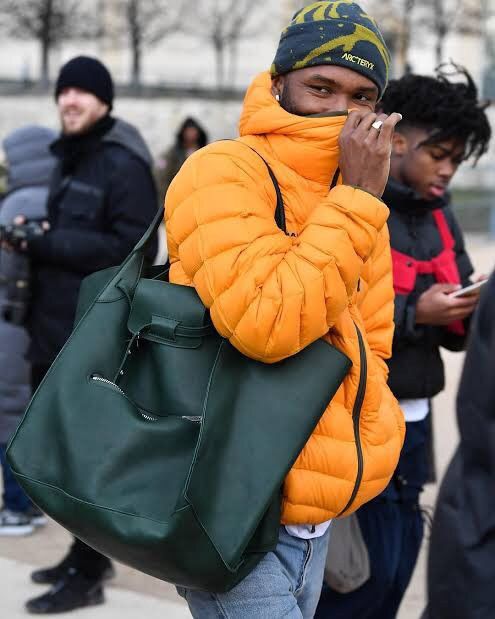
[380,63,492,164]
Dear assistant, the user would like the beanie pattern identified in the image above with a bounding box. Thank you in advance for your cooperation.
[271,1,390,96]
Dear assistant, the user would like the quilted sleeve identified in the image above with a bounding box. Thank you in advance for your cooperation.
[165,144,389,363]
[358,225,395,379]
[358,226,405,446]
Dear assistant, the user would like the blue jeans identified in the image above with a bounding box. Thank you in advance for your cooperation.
[178,525,331,618]
[0,443,33,512]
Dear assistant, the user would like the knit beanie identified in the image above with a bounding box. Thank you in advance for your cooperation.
[55,56,114,108]
[271,1,390,97]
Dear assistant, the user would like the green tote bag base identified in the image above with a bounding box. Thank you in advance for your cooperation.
[7,152,351,592]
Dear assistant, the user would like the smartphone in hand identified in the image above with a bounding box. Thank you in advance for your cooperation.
[449,279,488,298]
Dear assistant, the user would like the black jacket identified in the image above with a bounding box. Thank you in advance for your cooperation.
[384,180,473,399]
[424,272,495,619]
[27,116,158,365]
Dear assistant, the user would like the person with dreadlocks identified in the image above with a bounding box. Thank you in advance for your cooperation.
[316,64,491,619]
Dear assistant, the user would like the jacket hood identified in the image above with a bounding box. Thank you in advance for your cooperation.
[239,72,347,186]
[3,125,57,191]
[103,118,153,167]
[0,186,49,224]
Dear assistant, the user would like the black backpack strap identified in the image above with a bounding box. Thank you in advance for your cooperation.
[222,140,287,234]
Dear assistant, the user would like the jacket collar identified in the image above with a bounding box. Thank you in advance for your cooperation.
[239,72,346,187]
[51,115,115,175]
[383,178,450,216]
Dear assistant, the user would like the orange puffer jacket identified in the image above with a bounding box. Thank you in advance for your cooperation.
[165,72,405,524]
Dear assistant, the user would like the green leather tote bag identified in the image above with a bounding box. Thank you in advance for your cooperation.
[7,154,351,592]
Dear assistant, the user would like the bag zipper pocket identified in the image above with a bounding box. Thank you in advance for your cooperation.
[90,375,201,424]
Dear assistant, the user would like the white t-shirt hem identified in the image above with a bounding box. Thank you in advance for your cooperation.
[285,520,332,539]
[399,398,430,422]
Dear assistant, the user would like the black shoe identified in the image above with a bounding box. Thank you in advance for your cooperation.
[26,570,105,614]
[31,556,115,585]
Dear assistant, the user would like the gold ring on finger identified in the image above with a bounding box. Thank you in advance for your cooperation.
[371,120,383,131]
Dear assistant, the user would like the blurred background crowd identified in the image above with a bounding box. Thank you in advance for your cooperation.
[0,2,493,618]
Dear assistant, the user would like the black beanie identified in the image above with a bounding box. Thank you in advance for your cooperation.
[55,56,114,108]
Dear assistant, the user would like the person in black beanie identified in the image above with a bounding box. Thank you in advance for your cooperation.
[55,55,114,111]
[7,55,158,614]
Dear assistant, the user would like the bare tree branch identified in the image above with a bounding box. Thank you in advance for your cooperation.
[0,0,100,85]
[366,0,482,73]
[112,0,186,87]
[365,0,418,75]
[183,0,266,88]
[416,0,482,65]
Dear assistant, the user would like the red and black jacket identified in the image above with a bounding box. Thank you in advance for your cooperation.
[384,179,473,400]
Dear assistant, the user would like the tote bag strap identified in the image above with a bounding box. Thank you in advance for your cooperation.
[225,139,287,235]
[132,140,287,261]
[133,206,165,254]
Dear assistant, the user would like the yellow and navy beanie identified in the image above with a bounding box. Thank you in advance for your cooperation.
[271,1,390,97]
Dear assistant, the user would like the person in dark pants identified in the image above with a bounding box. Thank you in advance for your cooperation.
[422,270,495,619]
[316,65,491,619]
[8,56,158,614]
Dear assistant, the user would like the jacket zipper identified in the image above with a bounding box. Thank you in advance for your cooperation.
[337,324,367,516]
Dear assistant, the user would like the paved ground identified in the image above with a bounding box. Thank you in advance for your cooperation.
[1,235,493,618]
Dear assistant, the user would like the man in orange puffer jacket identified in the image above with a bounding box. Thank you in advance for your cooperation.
[165,2,405,616]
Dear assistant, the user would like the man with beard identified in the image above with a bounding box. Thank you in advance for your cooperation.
[12,56,158,614]
[164,2,405,616]
[316,65,491,619]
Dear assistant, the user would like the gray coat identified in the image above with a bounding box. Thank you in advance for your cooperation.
[0,125,56,443]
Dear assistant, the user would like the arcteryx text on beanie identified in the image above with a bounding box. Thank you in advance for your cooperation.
[55,56,114,108]
[271,1,390,97]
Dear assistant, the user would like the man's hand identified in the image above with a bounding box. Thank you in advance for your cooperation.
[416,283,479,326]
[339,110,403,198]
[1,215,50,252]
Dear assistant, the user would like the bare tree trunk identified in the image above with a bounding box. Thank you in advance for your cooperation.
[431,0,455,67]
[132,43,141,88]
[214,41,225,89]
[397,0,415,75]
[227,39,239,86]
[128,0,142,88]
[40,38,50,87]
[39,0,53,87]
[435,39,441,67]
[397,27,409,74]
[435,32,445,66]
